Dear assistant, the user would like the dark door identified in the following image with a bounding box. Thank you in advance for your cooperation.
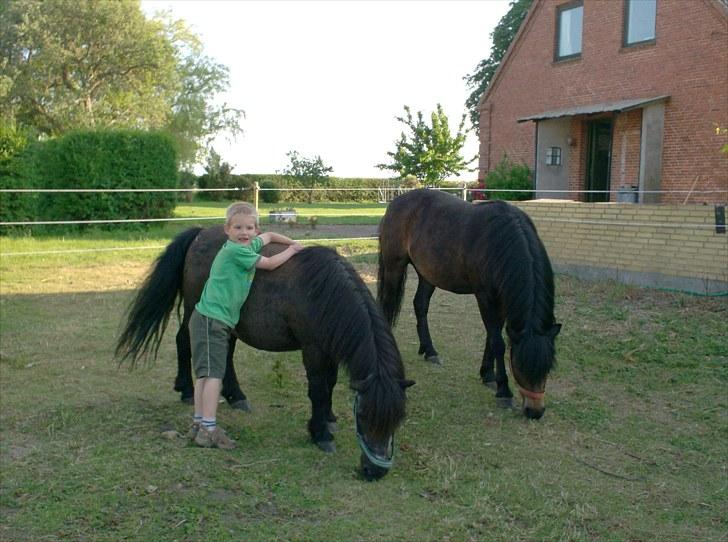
[585,120,612,202]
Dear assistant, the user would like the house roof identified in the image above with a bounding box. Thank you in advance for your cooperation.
[517,95,671,123]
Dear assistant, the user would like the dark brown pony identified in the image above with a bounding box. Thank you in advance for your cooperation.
[116,226,413,480]
[377,189,560,419]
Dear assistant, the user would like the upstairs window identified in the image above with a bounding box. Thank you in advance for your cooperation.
[555,1,583,61]
[624,0,656,46]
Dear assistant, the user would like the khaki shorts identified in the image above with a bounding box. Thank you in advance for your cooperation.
[189,309,231,379]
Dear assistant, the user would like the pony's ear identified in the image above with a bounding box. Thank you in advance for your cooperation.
[400,379,416,389]
[350,373,375,393]
[548,323,562,339]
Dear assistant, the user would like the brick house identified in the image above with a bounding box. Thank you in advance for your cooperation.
[478,0,728,204]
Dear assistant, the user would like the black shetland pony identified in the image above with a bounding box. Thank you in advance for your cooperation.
[377,189,560,419]
[116,226,413,480]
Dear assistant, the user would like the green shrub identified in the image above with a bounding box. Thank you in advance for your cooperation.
[259,180,280,204]
[485,155,533,201]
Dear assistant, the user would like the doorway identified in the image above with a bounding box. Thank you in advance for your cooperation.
[585,119,612,202]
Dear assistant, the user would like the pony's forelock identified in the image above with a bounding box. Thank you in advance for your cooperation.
[359,375,407,441]
[511,331,556,385]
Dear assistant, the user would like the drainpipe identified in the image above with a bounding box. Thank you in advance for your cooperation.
[533,121,539,197]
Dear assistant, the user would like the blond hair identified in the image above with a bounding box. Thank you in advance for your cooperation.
[225,202,258,226]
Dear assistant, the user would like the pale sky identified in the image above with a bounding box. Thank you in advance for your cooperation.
[141,0,510,178]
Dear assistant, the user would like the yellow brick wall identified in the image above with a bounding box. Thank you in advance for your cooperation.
[513,201,728,294]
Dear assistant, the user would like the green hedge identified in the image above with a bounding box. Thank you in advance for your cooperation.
[237,175,404,203]
[190,172,477,204]
[1,129,178,232]
[41,130,178,228]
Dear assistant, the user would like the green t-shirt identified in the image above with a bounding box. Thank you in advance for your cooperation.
[195,237,264,327]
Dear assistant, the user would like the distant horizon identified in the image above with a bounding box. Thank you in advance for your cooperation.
[195,171,478,184]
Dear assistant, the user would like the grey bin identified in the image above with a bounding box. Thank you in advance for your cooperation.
[616,186,638,203]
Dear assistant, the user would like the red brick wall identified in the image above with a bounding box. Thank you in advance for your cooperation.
[480,0,728,203]
[568,117,584,199]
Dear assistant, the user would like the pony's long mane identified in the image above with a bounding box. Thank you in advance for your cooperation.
[476,202,557,382]
[296,247,407,440]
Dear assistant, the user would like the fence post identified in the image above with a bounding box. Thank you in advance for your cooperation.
[462,182,467,201]
[254,182,260,211]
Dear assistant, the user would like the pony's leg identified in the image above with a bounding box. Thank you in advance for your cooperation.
[303,345,336,453]
[475,293,513,408]
[325,362,338,432]
[173,319,194,404]
[221,336,251,411]
[413,274,440,364]
[475,293,498,387]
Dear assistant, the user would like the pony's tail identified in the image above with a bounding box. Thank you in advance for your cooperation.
[376,238,408,327]
[115,227,202,366]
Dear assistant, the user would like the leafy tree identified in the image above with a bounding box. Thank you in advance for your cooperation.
[464,0,533,130]
[0,0,242,166]
[160,16,244,166]
[377,104,475,186]
[282,150,333,204]
[197,148,234,200]
[0,121,30,163]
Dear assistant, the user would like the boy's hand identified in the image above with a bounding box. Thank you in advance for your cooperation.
[290,243,304,253]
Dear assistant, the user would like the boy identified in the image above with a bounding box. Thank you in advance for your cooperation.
[189,202,303,449]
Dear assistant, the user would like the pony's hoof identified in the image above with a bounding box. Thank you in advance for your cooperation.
[483,380,497,391]
[425,354,442,365]
[181,396,194,405]
[230,399,252,412]
[496,396,514,409]
[327,421,339,433]
[316,440,336,454]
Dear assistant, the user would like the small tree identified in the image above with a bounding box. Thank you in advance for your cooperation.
[282,150,333,204]
[377,104,475,186]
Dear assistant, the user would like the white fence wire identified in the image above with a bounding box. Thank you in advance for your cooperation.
[1,185,725,258]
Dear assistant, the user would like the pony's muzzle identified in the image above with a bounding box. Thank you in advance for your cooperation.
[518,387,545,420]
[523,404,545,420]
[360,453,390,481]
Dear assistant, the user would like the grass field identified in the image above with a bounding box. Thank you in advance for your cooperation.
[1,229,726,541]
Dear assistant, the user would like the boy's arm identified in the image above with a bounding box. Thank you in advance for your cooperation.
[259,231,298,246]
[255,244,302,271]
